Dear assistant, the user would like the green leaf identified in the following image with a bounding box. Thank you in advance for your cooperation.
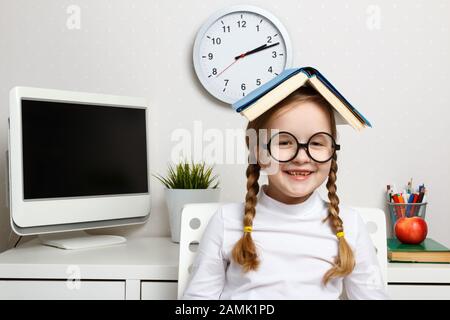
[152,160,220,189]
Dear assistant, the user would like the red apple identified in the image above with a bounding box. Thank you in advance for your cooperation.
[395,216,428,244]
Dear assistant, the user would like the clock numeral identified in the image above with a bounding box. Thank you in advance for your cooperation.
[241,83,246,91]
[223,79,229,92]
[208,53,214,60]
[256,25,260,32]
[268,66,273,73]
[256,79,261,86]
[272,51,277,58]
[267,36,272,44]
[212,37,221,45]
[212,68,217,76]
[237,20,247,28]
[222,26,231,33]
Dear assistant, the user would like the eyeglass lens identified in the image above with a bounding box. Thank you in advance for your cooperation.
[269,132,336,162]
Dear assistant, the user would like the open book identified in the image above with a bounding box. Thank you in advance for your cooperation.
[232,67,372,131]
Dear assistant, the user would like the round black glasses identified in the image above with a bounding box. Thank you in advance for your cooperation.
[265,131,340,163]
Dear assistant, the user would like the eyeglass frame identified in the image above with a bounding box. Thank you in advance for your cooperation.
[264,131,341,163]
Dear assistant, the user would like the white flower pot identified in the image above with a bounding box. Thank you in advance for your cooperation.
[164,188,220,243]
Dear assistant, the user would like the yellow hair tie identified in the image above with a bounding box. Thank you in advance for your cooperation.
[244,226,253,233]
[336,231,345,238]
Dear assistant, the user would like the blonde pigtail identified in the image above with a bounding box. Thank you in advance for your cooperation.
[322,155,356,285]
[231,163,261,272]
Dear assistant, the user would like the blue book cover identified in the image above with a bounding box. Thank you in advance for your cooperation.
[232,66,372,128]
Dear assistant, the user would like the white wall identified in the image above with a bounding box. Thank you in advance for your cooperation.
[0,0,449,252]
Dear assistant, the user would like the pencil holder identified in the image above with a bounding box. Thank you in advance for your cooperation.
[387,202,427,235]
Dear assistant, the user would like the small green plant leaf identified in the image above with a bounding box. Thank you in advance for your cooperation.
[152,160,220,189]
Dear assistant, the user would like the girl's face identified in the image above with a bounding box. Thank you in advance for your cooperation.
[257,100,334,204]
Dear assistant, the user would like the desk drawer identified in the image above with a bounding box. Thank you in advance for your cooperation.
[0,280,125,300]
[388,284,450,300]
[141,281,177,300]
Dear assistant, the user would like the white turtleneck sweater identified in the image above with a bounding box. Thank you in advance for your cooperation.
[182,184,389,300]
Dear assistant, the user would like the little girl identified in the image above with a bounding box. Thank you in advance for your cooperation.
[182,86,389,300]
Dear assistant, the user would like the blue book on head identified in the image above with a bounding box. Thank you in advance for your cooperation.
[232,67,372,130]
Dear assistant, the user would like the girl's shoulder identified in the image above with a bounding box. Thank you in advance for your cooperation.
[337,205,372,246]
[208,203,247,253]
[199,202,244,244]
[216,202,246,223]
[338,204,361,222]
[322,201,364,227]
[209,202,250,239]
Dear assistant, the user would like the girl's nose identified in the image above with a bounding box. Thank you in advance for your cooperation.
[293,146,311,163]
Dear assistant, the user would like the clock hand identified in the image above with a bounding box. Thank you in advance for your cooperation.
[215,59,240,78]
[234,42,280,60]
[215,45,252,78]
[216,42,280,78]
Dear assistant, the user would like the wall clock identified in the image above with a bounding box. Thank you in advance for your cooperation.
[193,5,292,104]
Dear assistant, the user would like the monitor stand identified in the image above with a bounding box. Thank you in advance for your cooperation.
[38,231,127,250]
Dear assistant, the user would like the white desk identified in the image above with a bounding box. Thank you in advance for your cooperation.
[0,236,449,299]
[387,262,450,299]
[0,237,179,300]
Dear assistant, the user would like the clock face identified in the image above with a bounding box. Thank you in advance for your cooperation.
[193,6,292,104]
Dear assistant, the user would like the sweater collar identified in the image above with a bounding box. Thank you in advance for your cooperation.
[257,184,324,217]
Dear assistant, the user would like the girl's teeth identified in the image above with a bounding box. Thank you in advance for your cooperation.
[288,171,311,176]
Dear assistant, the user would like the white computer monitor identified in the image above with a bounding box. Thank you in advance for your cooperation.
[7,87,151,249]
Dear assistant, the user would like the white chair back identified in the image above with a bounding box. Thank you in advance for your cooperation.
[177,203,388,299]
[350,206,388,287]
[177,202,221,299]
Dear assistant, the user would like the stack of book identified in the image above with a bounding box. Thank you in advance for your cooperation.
[232,67,372,131]
[387,238,450,263]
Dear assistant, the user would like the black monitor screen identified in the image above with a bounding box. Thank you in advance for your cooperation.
[21,99,148,200]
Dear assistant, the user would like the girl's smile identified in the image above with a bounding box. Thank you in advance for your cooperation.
[282,168,316,181]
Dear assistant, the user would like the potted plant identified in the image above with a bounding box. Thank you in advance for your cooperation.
[153,160,220,243]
